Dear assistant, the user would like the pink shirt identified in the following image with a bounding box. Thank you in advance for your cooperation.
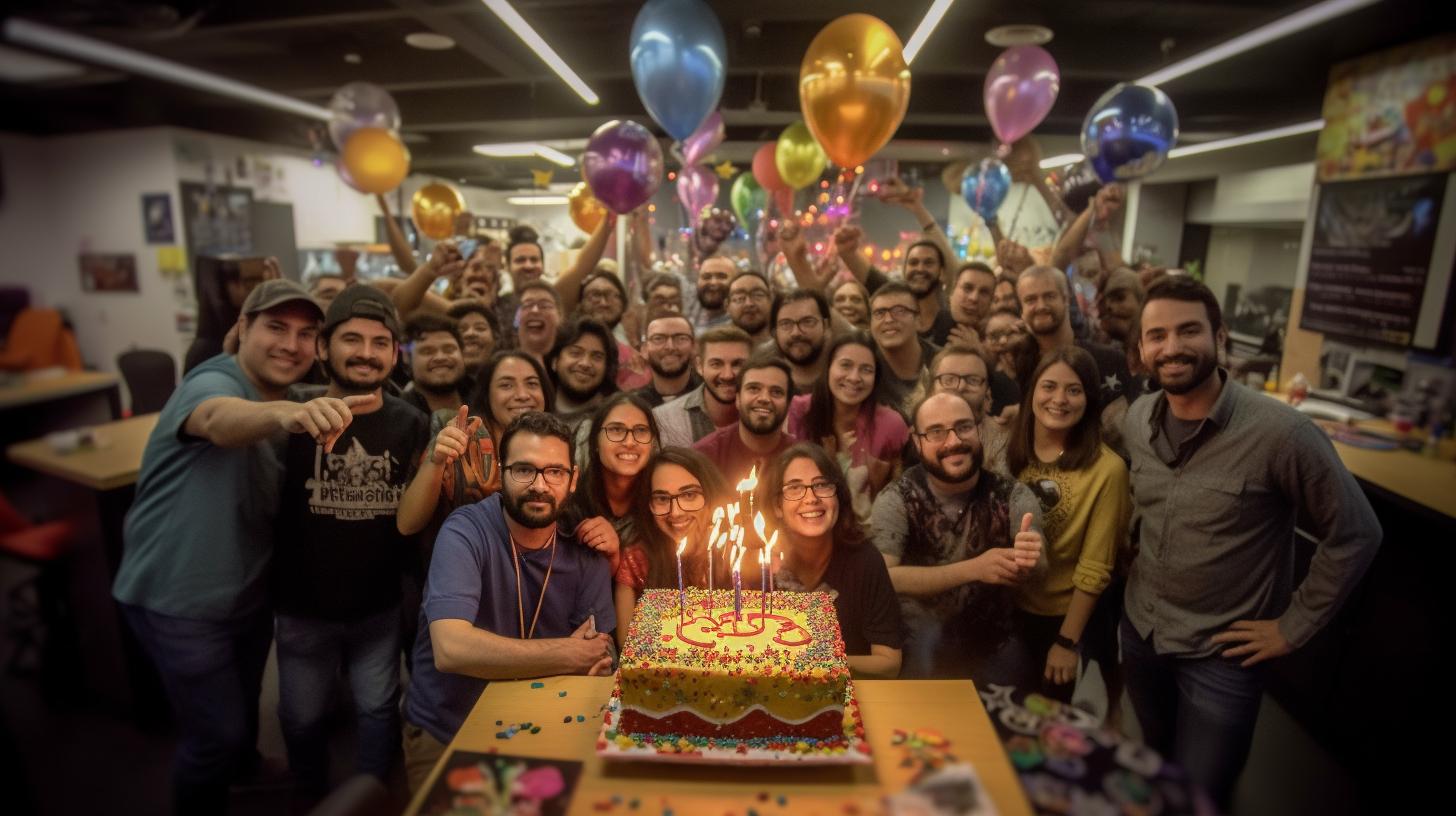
[786,395,908,466]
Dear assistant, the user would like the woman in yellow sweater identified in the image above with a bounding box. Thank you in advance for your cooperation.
[1003,346,1130,701]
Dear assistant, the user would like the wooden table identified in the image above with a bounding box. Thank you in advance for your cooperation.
[407,676,1033,816]
[5,413,157,491]
[0,369,120,415]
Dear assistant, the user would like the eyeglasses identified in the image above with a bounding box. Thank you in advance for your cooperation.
[584,289,622,303]
[776,316,823,334]
[871,304,916,322]
[780,481,837,501]
[602,423,653,443]
[520,300,558,314]
[649,488,706,516]
[935,373,986,390]
[986,330,1018,342]
[729,290,771,305]
[914,421,979,444]
[504,462,573,486]
[646,333,693,347]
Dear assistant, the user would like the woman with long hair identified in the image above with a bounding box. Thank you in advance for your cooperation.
[759,443,903,678]
[1002,346,1129,701]
[614,447,730,646]
[786,331,908,523]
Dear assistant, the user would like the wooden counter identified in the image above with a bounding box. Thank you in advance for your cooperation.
[0,370,119,412]
[5,413,157,491]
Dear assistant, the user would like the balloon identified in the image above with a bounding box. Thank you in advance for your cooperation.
[567,182,608,234]
[961,158,1012,221]
[940,160,970,195]
[681,110,725,165]
[799,14,911,169]
[1081,83,1179,183]
[775,121,828,190]
[730,173,766,231]
[340,128,410,194]
[629,0,727,141]
[581,120,664,214]
[772,188,795,218]
[752,143,787,192]
[1057,161,1103,215]
[675,164,719,221]
[411,182,466,240]
[336,159,364,194]
[328,82,400,150]
[984,46,1061,146]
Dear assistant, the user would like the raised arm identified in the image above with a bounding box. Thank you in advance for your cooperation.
[377,194,419,275]
[877,178,958,289]
[388,241,464,320]
[556,212,617,316]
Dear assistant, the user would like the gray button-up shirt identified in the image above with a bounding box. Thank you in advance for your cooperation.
[652,384,721,449]
[1123,371,1381,657]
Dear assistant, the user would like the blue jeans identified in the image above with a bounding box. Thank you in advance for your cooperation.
[275,606,401,793]
[1120,614,1262,809]
[120,603,272,816]
[984,609,1075,702]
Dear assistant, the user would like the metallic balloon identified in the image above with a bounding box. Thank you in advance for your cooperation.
[799,14,911,169]
[411,182,467,240]
[328,82,400,151]
[730,173,766,233]
[629,0,727,141]
[960,157,1012,221]
[581,120,664,214]
[984,46,1061,146]
[680,110,725,166]
[567,182,608,234]
[1080,83,1179,183]
[676,164,719,222]
[340,128,410,194]
[775,121,828,190]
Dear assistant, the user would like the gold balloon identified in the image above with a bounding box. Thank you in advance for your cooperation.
[341,128,410,194]
[568,182,607,234]
[799,14,911,169]
[940,160,970,195]
[775,121,828,190]
[411,182,466,240]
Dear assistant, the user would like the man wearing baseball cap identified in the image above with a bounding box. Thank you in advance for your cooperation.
[114,279,374,815]
[270,285,428,805]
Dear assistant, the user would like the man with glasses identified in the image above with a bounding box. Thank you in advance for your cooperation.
[654,326,754,449]
[928,346,1019,473]
[871,392,1045,682]
[403,411,616,793]
[633,312,700,408]
[693,353,795,485]
[726,270,773,345]
[984,308,1029,382]
[771,289,831,392]
[869,282,941,411]
[514,282,563,364]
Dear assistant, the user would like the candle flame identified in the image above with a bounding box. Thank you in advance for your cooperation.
[708,506,724,548]
[766,529,779,554]
[753,511,768,542]
[715,531,730,550]
[677,536,687,556]
[733,543,746,571]
[736,464,758,493]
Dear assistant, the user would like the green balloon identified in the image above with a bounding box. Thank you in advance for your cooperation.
[730,173,766,230]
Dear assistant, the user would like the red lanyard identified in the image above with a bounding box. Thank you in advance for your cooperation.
[509,531,557,640]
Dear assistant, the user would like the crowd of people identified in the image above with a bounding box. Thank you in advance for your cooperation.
[112,175,1381,814]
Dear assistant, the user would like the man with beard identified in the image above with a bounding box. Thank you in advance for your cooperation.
[1095,266,1144,351]
[514,282,564,364]
[693,353,795,485]
[653,326,753,449]
[575,269,651,391]
[1121,276,1379,809]
[400,314,468,416]
[402,411,616,793]
[726,270,773,345]
[446,301,499,376]
[871,392,1045,684]
[870,282,941,411]
[947,261,998,347]
[545,318,619,435]
[632,312,700,408]
[496,220,613,346]
[679,256,734,332]
[771,289,830,392]
[270,286,429,804]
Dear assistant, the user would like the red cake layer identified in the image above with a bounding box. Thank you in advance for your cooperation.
[619,706,842,741]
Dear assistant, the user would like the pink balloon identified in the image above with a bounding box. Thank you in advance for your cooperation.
[772,187,794,218]
[984,45,1061,146]
[752,143,788,192]
[676,164,719,220]
[680,110,725,166]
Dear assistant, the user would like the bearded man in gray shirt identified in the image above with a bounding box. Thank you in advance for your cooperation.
[1122,276,1380,808]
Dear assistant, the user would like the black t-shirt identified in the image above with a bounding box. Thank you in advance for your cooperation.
[924,308,957,347]
[820,540,906,656]
[273,393,430,620]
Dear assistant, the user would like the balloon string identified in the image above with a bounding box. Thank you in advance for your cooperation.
[1005,185,1031,242]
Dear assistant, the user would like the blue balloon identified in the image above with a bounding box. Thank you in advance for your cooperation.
[630,0,727,141]
[1080,83,1179,183]
[961,158,1012,221]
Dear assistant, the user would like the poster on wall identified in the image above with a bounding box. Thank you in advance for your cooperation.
[141,193,174,243]
[1316,34,1456,182]
[79,253,139,293]
[1301,172,1448,347]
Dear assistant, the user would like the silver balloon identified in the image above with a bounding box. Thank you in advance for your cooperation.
[328,82,401,150]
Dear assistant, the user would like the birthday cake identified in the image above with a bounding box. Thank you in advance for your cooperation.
[612,588,851,750]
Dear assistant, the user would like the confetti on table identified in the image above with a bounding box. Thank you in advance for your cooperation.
[531,681,545,689]
[559,690,568,697]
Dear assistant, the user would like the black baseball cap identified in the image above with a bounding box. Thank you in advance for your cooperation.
[322,284,401,338]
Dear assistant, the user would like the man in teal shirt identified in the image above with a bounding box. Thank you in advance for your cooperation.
[113,279,375,815]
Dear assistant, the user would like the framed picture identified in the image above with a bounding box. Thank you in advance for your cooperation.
[80,253,139,293]
[142,192,175,243]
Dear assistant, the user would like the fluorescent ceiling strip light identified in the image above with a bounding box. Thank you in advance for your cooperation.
[1167,119,1324,158]
[1137,0,1380,86]
[0,42,85,82]
[507,195,569,206]
[1039,153,1085,169]
[3,18,330,120]
[473,142,576,166]
[481,0,599,105]
[903,0,957,64]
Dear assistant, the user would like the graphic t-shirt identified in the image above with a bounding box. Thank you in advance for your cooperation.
[272,393,429,620]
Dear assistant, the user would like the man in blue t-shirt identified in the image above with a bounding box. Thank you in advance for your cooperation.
[402,411,616,793]
[113,279,376,816]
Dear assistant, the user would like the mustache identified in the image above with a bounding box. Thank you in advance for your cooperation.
[344,357,384,370]
[939,444,973,458]
[517,490,556,506]
[1156,354,1199,367]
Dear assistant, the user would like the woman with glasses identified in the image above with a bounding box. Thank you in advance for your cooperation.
[616,448,729,645]
[1001,347,1129,701]
[759,444,904,678]
[786,331,908,524]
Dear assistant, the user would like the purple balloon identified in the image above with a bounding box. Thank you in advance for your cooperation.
[984,45,1061,146]
[680,110,725,165]
[582,120,665,214]
[676,164,719,221]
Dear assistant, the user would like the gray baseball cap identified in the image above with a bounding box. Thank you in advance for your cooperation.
[241,278,324,321]
[322,283,401,339]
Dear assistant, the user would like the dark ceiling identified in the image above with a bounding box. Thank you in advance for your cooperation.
[0,0,1448,188]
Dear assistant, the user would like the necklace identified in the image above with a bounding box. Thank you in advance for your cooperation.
[509,530,557,640]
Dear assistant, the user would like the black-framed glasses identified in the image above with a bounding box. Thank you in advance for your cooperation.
[935,373,986,390]
[914,421,979,445]
[776,316,824,334]
[504,462,573,486]
[583,288,623,303]
[729,290,770,305]
[649,488,706,516]
[780,481,837,501]
[871,304,916,322]
[602,423,653,444]
[646,332,693,347]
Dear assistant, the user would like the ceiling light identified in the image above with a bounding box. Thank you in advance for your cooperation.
[984,24,1054,47]
[480,0,598,105]
[1167,119,1324,158]
[507,195,569,206]
[405,32,456,50]
[1038,153,1085,169]
[3,18,330,120]
[0,42,85,82]
[473,142,576,167]
[1138,0,1379,86]
[343,52,362,64]
[903,0,957,64]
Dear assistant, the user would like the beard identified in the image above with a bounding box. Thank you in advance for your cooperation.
[555,375,599,405]
[781,336,823,365]
[1027,307,1064,337]
[698,284,726,310]
[415,368,464,396]
[648,352,691,379]
[921,439,984,484]
[325,354,388,392]
[907,271,939,297]
[740,403,787,435]
[1151,348,1218,395]
[733,310,767,335]
[502,487,561,529]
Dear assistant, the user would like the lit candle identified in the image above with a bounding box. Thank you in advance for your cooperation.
[736,466,758,543]
[758,547,768,618]
[707,506,724,598]
[676,536,687,622]
[732,542,744,628]
[764,528,779,615]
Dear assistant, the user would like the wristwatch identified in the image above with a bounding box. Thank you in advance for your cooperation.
[1054,634,1079,651]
